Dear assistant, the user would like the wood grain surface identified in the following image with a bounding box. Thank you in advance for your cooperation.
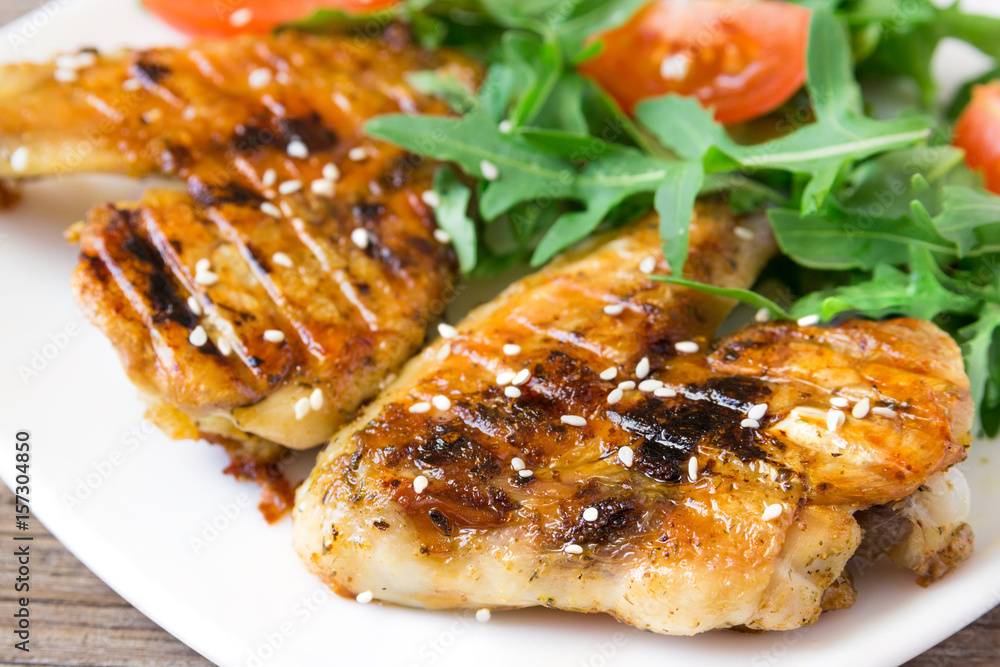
[0,1,998,665]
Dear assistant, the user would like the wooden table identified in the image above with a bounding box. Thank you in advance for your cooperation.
[1,0,999,664]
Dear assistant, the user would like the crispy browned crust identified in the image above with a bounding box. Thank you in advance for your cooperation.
[294,201,973,633]
[7,32,482,455]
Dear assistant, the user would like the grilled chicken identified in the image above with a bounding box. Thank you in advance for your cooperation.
[1,33,479,488]
[293,203,974,634]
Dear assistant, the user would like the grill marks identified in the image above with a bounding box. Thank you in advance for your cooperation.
[53,32,477,452]
[332,210,792,551]
[111,208,196,329]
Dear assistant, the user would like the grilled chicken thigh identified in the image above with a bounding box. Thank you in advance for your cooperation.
[294,203,973,634]
[1,33,478,480]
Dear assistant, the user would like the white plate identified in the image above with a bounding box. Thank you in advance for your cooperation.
[2,1,1000,665]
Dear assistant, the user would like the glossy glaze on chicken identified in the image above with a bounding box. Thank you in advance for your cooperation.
[294,203,973,633]
[1,32,478,507]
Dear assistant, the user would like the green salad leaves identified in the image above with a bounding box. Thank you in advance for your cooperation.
[297,0,1000,435]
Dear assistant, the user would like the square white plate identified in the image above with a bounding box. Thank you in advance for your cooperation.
[2,1,1000,665]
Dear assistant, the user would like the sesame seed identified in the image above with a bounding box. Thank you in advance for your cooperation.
[409,402,431,414]
[261,202,282,218]
[504,386,522,398]
[476,608,491,623]
[421,190,441,208]
[195,270,219,286]
[9,147,28,172]
[797,314,821,327]
[512,369,531,386]
[827,408,846,432]
[755,308,771,323]
[294,397,311,420]
[187,296,202,316]
[675,341,699,354]
[57,53,93,70]
[603,304,625,316]
[659,52,691,80]
[582,507,599,522]
[272,252,293,268]
[278,179,302,195]
[413,475,429,494]
[480,160,500,181]
[761,504,783,522]
[188,325,208,347]
[122,78,141,91]
[261,169,277,187]
[741,418,761,429]
[564,544,584,555]
[600,367,618,381]
[747,403,768,421]
[607,388,624,405]
[248,68,272,89]
[688,456,698,481]
[286,139,309,159]
[436,343,452,361]
[872,406,897,418]
[279,201,294,217]
[311,178,335,197]
[350,228,370,249]
[310,388,324,411]
[561,415,587,427]
[433,229,451,244]
[654,387,677,398]
[322,163,340,181]
[518,469,533,478]
[54,68,78,83]
[496,371,516,386]
[510,457,525,471]
[618,446,634,467]
[217,336,232,357]
[229,8,253,26]
[618,381,636,390]
[503,344,521,356]
[432,395,451,411]
[638,379,663,392]
[830,397,849,408]
[635,357,650,379]
[195,258,212,274]
[346,146,367,161]
[263,329,285,343]
[498,120,512,134]
[734,226,755,241]
[438,323,458,339]
[852,398,871,419]
[356,590,373,604]
[639,257,657,275]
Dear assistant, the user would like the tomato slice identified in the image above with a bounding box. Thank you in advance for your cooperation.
[954,82,1000,194]
[144,0,400,37]
[578,0,811,125]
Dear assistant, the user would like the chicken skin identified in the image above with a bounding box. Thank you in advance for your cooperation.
[1,32,478,477]
[293,202,973,634]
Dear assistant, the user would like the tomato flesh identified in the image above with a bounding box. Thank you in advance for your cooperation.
[144,0,400,37]
[955,82,1000,194]
[578,0,811,124]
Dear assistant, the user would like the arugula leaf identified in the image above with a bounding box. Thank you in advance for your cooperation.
[790,247,980,320]
[960,307,1000,436]
[432,167,478,272]
[654,162,704,276]
[768,206,955,270]
[366,108,574,219]
[933,186,1000,257]
[531,146,697,265]
[651,276,794,321]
